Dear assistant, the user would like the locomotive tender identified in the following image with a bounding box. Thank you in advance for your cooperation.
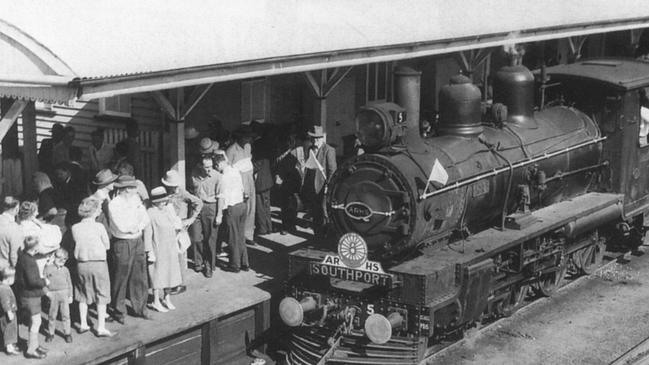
[279,59,649,364]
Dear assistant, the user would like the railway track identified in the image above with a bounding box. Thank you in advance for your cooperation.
[425,250,634,365]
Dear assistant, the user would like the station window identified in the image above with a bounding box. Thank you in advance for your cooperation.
[366,62,393,102]
[241,78,266,123]
[99,95,132,118]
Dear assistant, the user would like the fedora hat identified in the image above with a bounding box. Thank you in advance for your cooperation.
[93,169,118,186]
[161,170,181,187]
[199,138,219,154]
[307,125,325,138]
[185,126,200,140]
[114,175,138,188]
[150,186,169,203]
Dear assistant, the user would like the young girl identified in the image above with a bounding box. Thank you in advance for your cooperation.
[71,198,114,337]
[145,187,183,312]
[15,235,49,359]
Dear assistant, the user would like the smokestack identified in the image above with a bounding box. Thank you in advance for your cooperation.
[394,66,427,152]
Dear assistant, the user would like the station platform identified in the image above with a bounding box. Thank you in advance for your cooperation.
[4,265,271,365]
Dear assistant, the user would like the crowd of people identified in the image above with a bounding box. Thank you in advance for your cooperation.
[0,118,338,359]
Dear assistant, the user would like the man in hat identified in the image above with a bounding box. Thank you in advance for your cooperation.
[107,175,151,323]
[226,127,256,243]
[91,169,119,235]
[161,170,202,294]
[302,125,337,238]
[189,156,222,278]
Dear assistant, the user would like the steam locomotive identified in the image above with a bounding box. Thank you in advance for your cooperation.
[278,59,649,364]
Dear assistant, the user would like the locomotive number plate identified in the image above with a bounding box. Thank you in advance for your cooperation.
[309,255,393,287]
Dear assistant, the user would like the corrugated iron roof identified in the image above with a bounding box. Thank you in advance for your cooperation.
[1,0,649,101]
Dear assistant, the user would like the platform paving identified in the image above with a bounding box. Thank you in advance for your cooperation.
[1,208,312,365]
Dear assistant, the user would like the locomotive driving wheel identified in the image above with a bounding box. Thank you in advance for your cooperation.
[573,234,604,275]
[533,252,567,297]
[502,284,529,317]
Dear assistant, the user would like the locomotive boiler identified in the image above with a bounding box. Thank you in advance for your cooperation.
[279,59,649,365]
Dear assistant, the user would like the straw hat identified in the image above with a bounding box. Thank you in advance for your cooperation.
[150,186,169,203]
[92,169,118,186]
[114,175,138,188]
[199,138,220,154]
[161,170,181,187]
[185,126,200,140]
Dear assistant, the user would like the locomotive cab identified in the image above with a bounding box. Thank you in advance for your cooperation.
[544,59,649,220]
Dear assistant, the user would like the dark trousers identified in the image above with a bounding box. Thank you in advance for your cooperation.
[226,202,248,269]
[0,315,17,347]
[255,190,273,235]
[190,202,219,269]
[304,191,326,236]
[110,237,148,317]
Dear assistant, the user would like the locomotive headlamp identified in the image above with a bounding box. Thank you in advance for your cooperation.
[279,296,318,327]
[364,312,404,344]
[355,102,407,150]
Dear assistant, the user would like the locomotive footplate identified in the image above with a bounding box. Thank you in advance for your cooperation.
[389,192,623,308]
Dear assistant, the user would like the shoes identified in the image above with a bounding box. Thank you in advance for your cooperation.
[193,263,204,273]
[162,300,176,311]
[280,230,287,235]
[203,266,213,278]
[217,252,229,258]
[241,266,250,272]
[64,335,73,343]
[45,334,54,343]
[150,302,168,313]
[246,239,256,246]
[95,329,115,338]
[111,315,125,325]
[5,344,20,356]
[169,285,186,295]
[25,350,47,359]
[77,325,91,334]
[225,266,240,273]
[136,312,153,320]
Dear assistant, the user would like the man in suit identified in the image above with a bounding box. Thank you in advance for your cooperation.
[302,125,337,238]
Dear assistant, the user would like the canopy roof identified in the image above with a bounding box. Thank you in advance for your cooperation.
[1,0,649,102]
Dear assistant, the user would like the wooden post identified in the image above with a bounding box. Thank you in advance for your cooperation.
[22,101,37,188]
[314,97,327,129]
[201,318,219,365]
[171,122,186,189]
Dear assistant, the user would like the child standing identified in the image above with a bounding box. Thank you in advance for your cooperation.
[72,197,114,337]
[0,267,20,355]
[44,248,73,343]
[15,235,49,359]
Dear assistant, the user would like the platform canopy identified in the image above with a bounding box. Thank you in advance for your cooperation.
[1,0,649,102]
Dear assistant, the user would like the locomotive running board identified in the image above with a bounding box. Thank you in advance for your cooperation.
[389,192,624,306]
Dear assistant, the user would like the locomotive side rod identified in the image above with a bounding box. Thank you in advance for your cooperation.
[419,136,607,201]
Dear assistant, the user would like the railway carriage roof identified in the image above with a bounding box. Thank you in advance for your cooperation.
[544,59,649,91]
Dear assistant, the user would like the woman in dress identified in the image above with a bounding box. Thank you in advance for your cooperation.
[144,187,183,312]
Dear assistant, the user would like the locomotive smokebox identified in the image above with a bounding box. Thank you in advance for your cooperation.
[494,65,537,128]
[438,74,483,137]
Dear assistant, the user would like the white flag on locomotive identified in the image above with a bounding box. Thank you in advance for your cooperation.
[427,158,448,189]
